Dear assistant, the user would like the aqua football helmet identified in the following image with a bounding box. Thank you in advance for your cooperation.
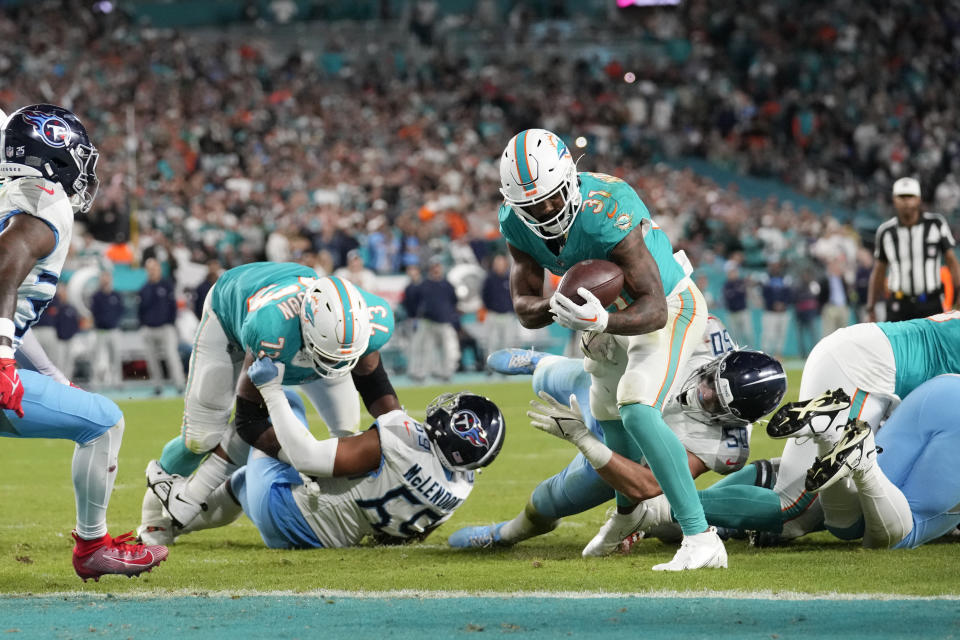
[299,276,371,379]
[499,128,581,240]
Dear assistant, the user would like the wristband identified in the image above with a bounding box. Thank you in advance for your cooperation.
[575,432,614,469]
[0,318,15,343]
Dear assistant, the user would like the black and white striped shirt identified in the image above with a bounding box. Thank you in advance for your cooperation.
[874,212,956,296]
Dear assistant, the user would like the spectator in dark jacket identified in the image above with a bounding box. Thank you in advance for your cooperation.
[481,254,516,360]
[721,263,752,346]
[139,257,185,391]
[193,259,222,320]
[407,260,460,382]
[761,261,792,359]
[91,270,125,387]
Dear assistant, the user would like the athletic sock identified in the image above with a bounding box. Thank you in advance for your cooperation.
[159,435,206,477]
[182,452,234,506]
[597,419,636,509]
[73,419,124,540]
[707,462,760,490]
[498,500,559,544]
[853,464,913,548]
[619,403,707,535]
[179,481,243,534]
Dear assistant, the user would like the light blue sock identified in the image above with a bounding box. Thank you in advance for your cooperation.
[620,402,708,535]
[530,453,614,519]
[159,436,205,477]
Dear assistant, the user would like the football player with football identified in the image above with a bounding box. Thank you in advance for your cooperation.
[138,264,400,544]
[172,360,505,549]
[450,317,789,553]
[497,128,723,570]
[0,104,168,580]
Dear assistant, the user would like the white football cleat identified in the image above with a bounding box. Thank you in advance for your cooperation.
[145,459,205,528]
[582,505,652,557]
[137,488,175,546]
[652,526,728,571]
[805,420,879,492]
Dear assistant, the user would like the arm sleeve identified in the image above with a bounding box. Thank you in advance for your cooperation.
[259,384,339,477]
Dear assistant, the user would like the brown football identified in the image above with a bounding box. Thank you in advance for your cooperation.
[557,259,624,307]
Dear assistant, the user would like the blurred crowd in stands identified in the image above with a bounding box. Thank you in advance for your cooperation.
[2,0,957,384]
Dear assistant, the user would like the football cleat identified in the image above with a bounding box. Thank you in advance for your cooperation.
[447,522,510,549]
[72,531,168,582]
[145,459,204,529]
[766,388,851,439]
[138,489,176,546]
[652,526,728,571]
[805,420,879,492]
[486,348,549,375]
[582,505,654,557]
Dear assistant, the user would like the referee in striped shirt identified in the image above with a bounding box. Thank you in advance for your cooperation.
[867,177,960,322]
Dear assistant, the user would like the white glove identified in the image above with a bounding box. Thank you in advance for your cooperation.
[527,391,613,468]
[580,330,618,363]
[550,288,609,332]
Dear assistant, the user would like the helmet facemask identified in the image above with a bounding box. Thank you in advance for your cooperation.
[502,161,581,240]
[676,358,748,428]
[68,143,99,215]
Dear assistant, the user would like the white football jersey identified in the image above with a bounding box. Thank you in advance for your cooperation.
[0,177,73,346]
[290,409,475,547]
[663,315,752,474]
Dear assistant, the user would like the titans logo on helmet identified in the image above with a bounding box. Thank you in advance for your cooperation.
[21,111,73,149]
[451,410,488,447]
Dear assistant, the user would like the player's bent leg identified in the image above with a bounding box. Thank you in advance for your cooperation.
[531,356,594,420]
[880,377,960,549]
[240,450,323,549]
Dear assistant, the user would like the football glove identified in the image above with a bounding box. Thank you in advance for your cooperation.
[247,356,285,392]
[0,358,25,418]
[527,391,590,444]
[550,288,609,332]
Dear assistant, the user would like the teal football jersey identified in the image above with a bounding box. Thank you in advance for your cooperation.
[498,172,687,298]
[878,311,960,397]
[211,262,395,385]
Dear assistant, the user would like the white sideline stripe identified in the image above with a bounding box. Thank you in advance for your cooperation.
[4,589,959,601]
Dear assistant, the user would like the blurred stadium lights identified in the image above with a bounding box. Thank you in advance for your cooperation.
[575,137,588,148]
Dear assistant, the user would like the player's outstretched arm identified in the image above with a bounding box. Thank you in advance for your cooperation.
[605,226,668,336]
[528,391,704,503]
[247,357,382,477]
[508,242,553,329]
[352,350,401,417]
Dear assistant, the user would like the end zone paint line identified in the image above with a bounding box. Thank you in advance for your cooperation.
[1,594,957,640]
[4,588,960,601]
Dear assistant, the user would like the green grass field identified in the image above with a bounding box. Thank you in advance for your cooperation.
[1,371,957,597]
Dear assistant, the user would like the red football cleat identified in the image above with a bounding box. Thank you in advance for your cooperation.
[72,531,168,582]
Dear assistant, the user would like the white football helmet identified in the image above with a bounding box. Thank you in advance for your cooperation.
[299,276,372,379]
[499,128,582,240]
